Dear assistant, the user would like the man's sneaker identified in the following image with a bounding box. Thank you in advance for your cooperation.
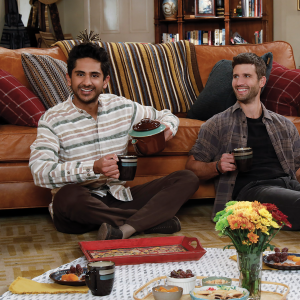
[144,216,181,234]
[97,223,123,240]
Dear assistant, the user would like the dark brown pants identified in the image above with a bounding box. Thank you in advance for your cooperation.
[52,170,200,234]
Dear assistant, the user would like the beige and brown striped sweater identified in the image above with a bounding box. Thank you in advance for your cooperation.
[30,94,179,207]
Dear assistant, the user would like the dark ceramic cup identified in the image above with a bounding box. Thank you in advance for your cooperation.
[233,147,253,172]
[85,261,115,296]
[117,155,138,181]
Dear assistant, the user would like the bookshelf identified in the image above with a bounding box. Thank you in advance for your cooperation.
[154,0,273,45]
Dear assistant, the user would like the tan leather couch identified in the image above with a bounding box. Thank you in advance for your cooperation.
[0,41,298,210]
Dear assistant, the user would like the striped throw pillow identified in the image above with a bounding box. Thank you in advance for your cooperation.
[21,53,72,109]
[54,40,203,114]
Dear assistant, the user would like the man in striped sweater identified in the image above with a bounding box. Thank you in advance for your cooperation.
[29,42,200,240]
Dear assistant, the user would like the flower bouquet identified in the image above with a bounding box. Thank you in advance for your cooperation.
[214,201,291,300]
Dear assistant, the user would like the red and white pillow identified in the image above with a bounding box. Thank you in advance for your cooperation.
[261,61,300,116]
[0,69,46,127]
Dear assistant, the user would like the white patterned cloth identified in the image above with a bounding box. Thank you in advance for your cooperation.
[1,248,299,300]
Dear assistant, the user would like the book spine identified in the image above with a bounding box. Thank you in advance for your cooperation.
[202,31,208,45]
[222,28,225,45]
[214,29,220,46]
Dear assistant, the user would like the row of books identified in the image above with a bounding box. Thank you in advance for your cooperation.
[241,0,263,17]
[186,29,226,46]
[254,30,263,44]
[162,33,180,43]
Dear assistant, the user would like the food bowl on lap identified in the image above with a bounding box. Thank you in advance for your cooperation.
[152,285,183,300]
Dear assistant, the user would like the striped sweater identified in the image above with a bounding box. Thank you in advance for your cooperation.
[29,94,179,202]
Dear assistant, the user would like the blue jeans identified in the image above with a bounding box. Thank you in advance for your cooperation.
[236,177,300,230]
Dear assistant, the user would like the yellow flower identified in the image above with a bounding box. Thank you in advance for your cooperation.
[242,240,250,245]
[260,217,271,226]
[261,225,269,234]
[247,232,259,243]
[270,221,280,228]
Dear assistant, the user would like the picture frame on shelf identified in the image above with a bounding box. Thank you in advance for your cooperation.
[195,0,215,17]
[298,0,300,10]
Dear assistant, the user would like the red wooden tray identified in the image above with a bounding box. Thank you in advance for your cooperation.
[79,236,206,265]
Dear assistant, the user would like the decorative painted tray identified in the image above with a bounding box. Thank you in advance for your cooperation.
[79,236,206,265]
[263,252,300,270]
[133,276,290,300]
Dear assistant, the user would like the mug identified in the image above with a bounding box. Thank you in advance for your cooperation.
[117,155,138,181]
[233,147,253,172]
[85,261,115,296]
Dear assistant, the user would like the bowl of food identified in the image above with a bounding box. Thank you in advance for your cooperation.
[190,286,249,300]
[166,269,196,294]
[202,276,232,286]
[152,285,183,300]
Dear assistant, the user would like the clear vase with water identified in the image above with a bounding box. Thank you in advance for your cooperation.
[237,251,263,300]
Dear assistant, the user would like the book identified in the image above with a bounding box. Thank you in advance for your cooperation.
[208,31,212,45]
[214,29,220,46]
[202,31,208,45]
[222,28,225,45]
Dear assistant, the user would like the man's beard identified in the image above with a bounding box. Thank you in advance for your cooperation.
[234,85,260,104]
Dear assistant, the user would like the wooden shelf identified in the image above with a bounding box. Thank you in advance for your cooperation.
[154,0,273,45]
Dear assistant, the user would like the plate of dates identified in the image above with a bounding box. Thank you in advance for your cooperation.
[263,247,300,270]
[49,264,87,286]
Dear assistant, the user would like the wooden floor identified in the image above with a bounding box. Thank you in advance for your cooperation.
[0,198,299,295]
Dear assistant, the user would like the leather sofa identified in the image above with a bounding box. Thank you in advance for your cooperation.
[0,41,298,210]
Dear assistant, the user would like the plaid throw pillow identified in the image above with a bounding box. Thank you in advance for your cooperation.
[261,61,300,116]
[0,69,46,127]
[21,53,72,109]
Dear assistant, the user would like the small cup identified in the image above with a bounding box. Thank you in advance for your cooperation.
[117,155,138,181]
[233,147,253,172]
[85,261,115,296]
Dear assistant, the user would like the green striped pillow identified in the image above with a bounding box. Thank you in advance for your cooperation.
[21,53,72,109]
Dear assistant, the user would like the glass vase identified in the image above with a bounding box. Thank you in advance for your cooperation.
[237,251,262,300]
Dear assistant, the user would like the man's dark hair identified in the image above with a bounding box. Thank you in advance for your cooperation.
[232,52,266,79]
[67,43,110,78]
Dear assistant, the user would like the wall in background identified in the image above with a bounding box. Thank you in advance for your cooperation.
[274,0,300,68]
[57,0,154,43]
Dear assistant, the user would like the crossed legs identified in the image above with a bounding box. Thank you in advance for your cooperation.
[52,170,200,236]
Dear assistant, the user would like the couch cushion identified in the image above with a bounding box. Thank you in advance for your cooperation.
[54,40,203,114]
[21,53,72,109]
[0,46,67,91]
[0,69,46,127]
[187,52,273,120]
[261,61,300,116]
[195,41,296,87]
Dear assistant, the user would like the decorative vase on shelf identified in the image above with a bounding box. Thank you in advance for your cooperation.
[237,251,263,300]
[162,0,178,20]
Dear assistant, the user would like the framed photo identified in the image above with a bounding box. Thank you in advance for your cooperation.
[298,0,300,10]
[195,0,215,17]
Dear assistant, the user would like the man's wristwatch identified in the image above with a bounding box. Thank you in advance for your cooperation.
[216,160,224,175]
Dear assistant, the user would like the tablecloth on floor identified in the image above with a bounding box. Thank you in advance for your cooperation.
[1,248,299,300]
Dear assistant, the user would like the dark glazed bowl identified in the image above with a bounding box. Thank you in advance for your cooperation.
[129,118,166,156]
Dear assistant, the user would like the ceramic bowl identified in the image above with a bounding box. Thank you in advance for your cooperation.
[129,118,166,156]
[190,286,249,300]
[166,275,196,294]
[202,276,232,286]
[152,285,183,300]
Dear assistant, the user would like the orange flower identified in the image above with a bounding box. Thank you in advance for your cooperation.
[228,215,242,230]
[247,232,259,243]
